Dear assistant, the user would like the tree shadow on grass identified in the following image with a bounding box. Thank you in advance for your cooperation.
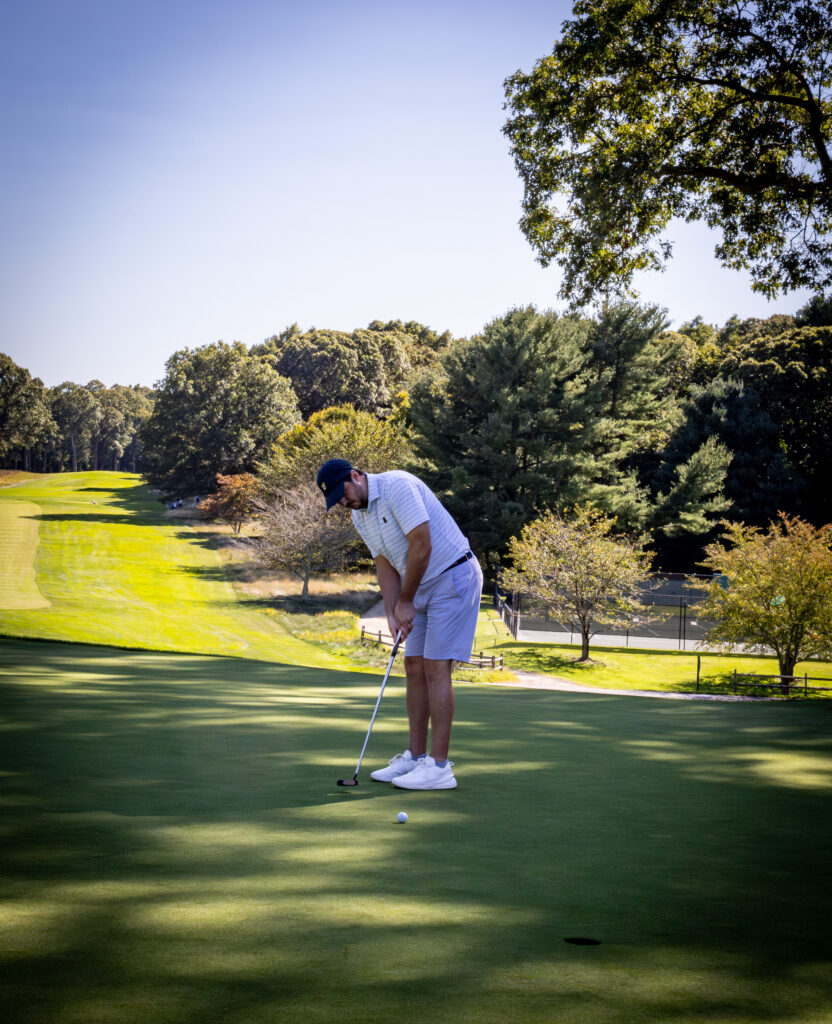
[173,527,236,551]
[29,511,162,527]
[2,638,832,1024]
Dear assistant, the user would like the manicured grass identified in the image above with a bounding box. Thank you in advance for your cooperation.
[0,497,50,610]
[2,638,832,1024]
[0,473,347,668]
[492,637,832,696]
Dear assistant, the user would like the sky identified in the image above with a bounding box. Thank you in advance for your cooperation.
[0,0,814,389]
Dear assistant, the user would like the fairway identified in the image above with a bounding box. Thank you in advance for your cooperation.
[0,473,339,668]
[2,638,832,1024]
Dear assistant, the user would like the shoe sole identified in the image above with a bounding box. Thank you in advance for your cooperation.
[370,769,415,783]
[391,778,458,790]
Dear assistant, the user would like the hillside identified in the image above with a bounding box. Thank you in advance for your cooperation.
[0,472,341,667]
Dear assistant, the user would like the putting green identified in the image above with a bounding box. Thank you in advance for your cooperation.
[0,498,49,609]
[0,472,339,667]
[2,638,832,1024]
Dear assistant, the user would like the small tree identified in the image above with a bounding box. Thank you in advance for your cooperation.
[698,515,832,681]
[200,473,258,534]
[254,483,360,602]
[502,504,653,661]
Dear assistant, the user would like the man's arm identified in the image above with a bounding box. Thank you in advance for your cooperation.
[374,555,402,640]
[394,521,432,637]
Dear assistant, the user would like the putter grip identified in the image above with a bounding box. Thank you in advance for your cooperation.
[391,629,403,656]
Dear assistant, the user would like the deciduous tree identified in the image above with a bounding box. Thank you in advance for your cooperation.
[503,0,832,304]
[0,353,55,469]
[254,483,360,601]
[502,504,654,661]
[142,342,300,496]
[261,404,411,494]
[200,473,258,534]
[255,327,411,418]
[698,515,832,680]
[49,382,99,472]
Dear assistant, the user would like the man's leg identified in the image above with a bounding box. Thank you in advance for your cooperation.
[423,658,454,762]
[404,655,430,756]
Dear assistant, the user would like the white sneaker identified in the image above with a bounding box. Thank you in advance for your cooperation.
[392,755,457,790]
[370,750,418,783]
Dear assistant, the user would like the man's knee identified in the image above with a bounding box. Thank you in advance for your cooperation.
[404,654,426,680]
[423,657,453,686]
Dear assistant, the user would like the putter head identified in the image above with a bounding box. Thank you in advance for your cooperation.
[337,778,358,787]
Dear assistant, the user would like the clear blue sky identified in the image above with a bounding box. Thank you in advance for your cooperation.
[0,0,812,389]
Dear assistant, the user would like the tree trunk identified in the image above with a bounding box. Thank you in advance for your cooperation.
[578,629,591,661]
[779,654,797,696]
[70,433,78,473]
[301,546,312,602]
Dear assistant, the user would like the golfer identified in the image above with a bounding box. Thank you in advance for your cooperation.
[316,459,483,790]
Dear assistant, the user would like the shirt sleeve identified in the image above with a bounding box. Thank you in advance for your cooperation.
[387,475,429,536]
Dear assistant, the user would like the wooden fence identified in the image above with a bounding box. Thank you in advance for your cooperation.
[359,626,503,670]
[732,670,832,697]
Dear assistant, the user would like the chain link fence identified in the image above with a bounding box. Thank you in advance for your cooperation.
[494,573,716,651]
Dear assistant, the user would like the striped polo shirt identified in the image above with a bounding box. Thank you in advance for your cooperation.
[351,470,470,584]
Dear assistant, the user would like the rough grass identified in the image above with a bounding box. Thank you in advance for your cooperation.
[2,637,832,1024]
[0,497,50,609]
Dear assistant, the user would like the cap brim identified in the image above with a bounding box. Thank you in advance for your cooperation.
[324,480,346,509]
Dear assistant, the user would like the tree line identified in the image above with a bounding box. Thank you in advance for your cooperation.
[0,356,154,474]
[2,295,830,574]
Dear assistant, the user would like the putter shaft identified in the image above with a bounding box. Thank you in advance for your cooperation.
[337,630,402,786]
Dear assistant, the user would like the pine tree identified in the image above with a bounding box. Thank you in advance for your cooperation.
[409,307,595,564]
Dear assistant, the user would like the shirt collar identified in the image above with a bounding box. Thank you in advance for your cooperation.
[365,472,380,507]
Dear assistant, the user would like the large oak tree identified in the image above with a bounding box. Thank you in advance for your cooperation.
[504,0,832,304]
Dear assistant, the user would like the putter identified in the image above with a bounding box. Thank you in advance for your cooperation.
[337,630,403,786]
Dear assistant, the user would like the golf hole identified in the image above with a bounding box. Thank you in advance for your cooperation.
[564,937,601,946]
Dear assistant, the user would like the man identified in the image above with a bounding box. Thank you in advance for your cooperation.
[316,459,483,790]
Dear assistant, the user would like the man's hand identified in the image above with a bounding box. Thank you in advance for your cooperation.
[394,598,416,639]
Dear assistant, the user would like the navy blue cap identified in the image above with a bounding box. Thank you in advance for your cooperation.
[316,459,353,509]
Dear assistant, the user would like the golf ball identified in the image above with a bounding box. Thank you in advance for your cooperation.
[397,811,408,823]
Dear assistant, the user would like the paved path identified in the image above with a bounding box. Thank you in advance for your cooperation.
[357,601,766,702]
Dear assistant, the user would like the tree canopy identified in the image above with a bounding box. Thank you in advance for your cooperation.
[409,307,595,562]
[698,514,832,678]
[503,0,832,304]
[261,403,412,495]
[0,353,54,468]
[501,503,654,661]
[142,342,300,496]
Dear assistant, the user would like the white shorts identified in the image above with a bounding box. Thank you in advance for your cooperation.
[404,555,483,662]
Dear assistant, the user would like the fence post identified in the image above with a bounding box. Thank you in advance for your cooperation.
[805,673,808,697]
[361,626,365,643]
